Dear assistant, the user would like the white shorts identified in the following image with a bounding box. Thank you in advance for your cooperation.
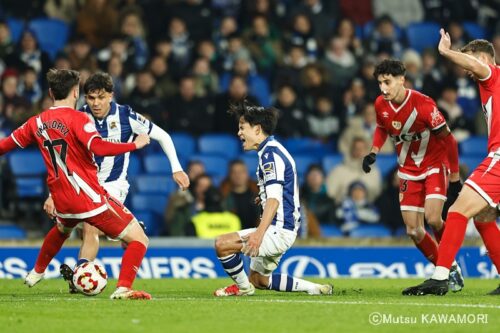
[238,225,297,276]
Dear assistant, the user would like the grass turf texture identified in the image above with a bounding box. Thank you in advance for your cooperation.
[0,278,499,333]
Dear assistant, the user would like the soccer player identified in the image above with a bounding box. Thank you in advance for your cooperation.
[213,100,332,296]
[0,69,151,300]
[42,72,189,291]
[403,30,500,296]
[362,59,464,291]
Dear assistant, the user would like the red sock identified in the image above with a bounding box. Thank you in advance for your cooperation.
[432,222,445,243]
[117,241,147,288]
[436,212,468,268]
[415,232,439,265]
[34,226,69,273]
[474,221,500,272]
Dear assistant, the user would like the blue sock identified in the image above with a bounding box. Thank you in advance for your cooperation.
[76,258,89,267]
[218,253,250,288]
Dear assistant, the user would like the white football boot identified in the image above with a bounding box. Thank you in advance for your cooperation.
[307,283,334,295]
[214,283,255,296]
[24,269,44,287]
[109,287,152,300]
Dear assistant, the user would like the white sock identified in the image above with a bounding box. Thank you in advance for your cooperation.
[432,266,450,280]
[218,254,251,289]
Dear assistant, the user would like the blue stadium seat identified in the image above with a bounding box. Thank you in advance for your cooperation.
[6,17,24,43]
[198,134,240,159]
[189,154,229,178]
[0,224,27,240]
[133,175,177,195]
[376,155,397,177]
[460,136,488,156]
[394,226,407,237]
[406,22,441,53]
[460,155,484,175]
[170,132,196,159]
[131,194,168,216]
[349,225,392,238]
[133,210,160,236]
[284,138,330,156]
[128,154,142,177]
[321,225,343,237]
[238,152,259,179]
[143,154,173,175]
[294,154,320,180]
[463,22,488,40]
[322,154,343,173]
[9,150,46,176]
[28,18,69,60]
[15,178,45,198]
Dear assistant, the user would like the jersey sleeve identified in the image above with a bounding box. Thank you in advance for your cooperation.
[72,113,101,150]
[128,106,153,135]
[374,97,385,128]
[477,64,499,90]
[261,148,285,187]
[421,98,446,131]
[11,117,35,148]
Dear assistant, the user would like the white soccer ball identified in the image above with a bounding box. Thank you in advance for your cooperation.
[72,262,108,296]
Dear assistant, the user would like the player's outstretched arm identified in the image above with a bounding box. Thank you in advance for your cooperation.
[438,28,490,79]
[0,136,19,155]
[89,134,150,156]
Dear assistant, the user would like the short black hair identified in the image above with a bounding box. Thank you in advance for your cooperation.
[46,69,80,100]
[373,59,406,79]
[84,72,114,94]
[228,100,278,136]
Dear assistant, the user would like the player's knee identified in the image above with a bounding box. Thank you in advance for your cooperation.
[249,274,268,289]
[214,236,227,252]
[424,212,441,228]
[405,225,421,238]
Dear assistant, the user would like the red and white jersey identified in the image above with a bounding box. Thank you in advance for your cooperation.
[375,89,448,180]
[478,64,500,153]
[11,106,107,219]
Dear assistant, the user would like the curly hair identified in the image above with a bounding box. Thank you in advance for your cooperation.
[373,59,406,79]
[228,99,279,135]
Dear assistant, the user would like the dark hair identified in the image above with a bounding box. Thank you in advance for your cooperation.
[46,69,80,100]
[83,72,114,94]
[460,39,495,59]
[228,100,278,136]
[373,59,406,79]
[229,159,246,170]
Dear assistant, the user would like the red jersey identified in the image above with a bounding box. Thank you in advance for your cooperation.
[11,106,107,219]
[374,89,448,180]
[478,64,500,153]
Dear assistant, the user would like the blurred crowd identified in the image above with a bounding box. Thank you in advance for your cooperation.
[0,0,495,237]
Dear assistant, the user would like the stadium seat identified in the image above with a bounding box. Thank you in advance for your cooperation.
[238,152,259,179]
[128,154,142,177]
[406,22,441,53]
[460,155,484,175]
[170,132,197,159]
[375,154,397,177]
[349,225,392,238]
[322,154,343,173]
[133,175,177,195]
[6,17,24,43]
[320,224,343,237]
[28,18,70,60]
[189,154,229,179]
[131,193,168,216]
[460,136,488,156]
[198,134,240,159]
[0,224,27,240]
[463,22,488,40]
[284,138,331,156]
[294,154,320,180]
[143,154,173,175]
[134,210,160,236]
[9,150,46,176]
[15,178,45,198]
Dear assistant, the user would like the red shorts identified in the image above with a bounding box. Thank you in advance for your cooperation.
[57,194,135,239]
[399,168,448,212]
[465,155,500,208]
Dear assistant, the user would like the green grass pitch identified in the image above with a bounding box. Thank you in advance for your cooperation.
[0,278,499,333]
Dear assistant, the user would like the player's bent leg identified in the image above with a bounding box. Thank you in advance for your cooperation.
[250,270,333,295]
[424,198,445,238]
[79,223,101,262]
[474,208,500,295]
[403,211,439,264]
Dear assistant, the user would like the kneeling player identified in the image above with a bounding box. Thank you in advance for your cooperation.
[213,101,332,296]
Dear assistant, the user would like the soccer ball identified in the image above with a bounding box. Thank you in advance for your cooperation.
[72,262,108,296]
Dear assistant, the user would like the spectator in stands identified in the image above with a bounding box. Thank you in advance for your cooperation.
[339,103,394,156]
[168,76,214,135]
[326,137,381,203]
[274,84,309,138]
[334,17,364,58]
[220,160,259,230]
[273,45,309,92]
[0,20,15,60]
[106,55,127,100]
[342,78,367,121]
[359,55,380,102]
[76,0,118,49]
[148,54,177,99]
[119,10,149,70]
[67,36,98,72]
[437,83,472,142]
[169,0,213,43]
[300,63,336,111]
[97,34,135,73]
[196,39,222,73]
[290,0,335,47]
[420,48,443,100]
[214,75,259,133]
[367,15,404,58]
[220,33,253,73]
[301,164,336,225]
[17,66,42,105]
[375,167,404,233]
[240,0,282,29]
[191,57,219,98]
[339,0,373,26]
[167,17,194,74]
[446,21,471,50]
[126,70,165,126]
[213,16,239,54]
[447,62,480,119]
[285,13,318,61]
[372,0,424,27]
[337,180,380,234]
[322,36,358,90]
[44,0,80,23]
[307,95,341,142]
[0,70,29,128]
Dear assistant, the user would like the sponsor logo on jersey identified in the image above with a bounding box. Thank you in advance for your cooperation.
[110,121,117,129]
[263,162,276,182]
[392,121,402,130]
[430,107,444,128]
[382,112,389,118]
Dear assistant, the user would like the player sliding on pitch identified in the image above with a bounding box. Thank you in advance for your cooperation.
[213,100,332,296]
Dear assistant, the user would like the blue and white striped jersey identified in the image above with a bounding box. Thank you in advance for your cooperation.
[81,102,152,185]
[256,136,301,232]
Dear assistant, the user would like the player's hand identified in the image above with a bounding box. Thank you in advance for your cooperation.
[173,171,190,190]
[134,134,150,149]
[254,196,261,206]
[241,232,263,257]
[43,196,57,218]
[447,180,462,206]
[362,153,377,173]
[438,28,452,55]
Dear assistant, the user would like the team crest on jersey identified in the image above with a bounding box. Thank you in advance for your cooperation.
[392,121,402,130]
[263,162,276,182]
[430,107,444,127]
[110,121,117,129]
